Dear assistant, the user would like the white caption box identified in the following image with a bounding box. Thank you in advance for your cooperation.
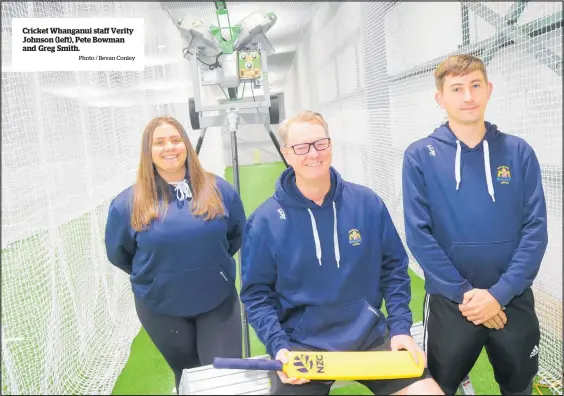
[11,18,144,72]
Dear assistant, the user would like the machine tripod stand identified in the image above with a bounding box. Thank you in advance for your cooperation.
[165,0,288,358]
[190,99,288,359]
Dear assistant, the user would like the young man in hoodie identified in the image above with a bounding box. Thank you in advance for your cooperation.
[402,54,548,395]
[240,110,443,395]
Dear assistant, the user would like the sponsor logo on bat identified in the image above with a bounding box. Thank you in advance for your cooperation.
[292,354,325,373]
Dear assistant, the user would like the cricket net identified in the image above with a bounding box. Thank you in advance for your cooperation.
[1,1,218,394]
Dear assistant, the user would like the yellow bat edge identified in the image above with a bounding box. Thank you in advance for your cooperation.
[284,350,426,381]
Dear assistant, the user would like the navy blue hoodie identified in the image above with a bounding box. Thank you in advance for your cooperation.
[105,173,246,317]
[402,122,548,307]
[240,167,412,357]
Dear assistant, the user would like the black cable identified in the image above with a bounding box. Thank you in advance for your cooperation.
[219,86,230,101]
[196,56,214,66]
[194,52,223,70]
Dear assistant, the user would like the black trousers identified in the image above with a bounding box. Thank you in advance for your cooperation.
[134,287,242,392]
[424,287,539,395]
[268,334,433,395]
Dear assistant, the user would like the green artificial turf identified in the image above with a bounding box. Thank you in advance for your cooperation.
[111,162,551,395]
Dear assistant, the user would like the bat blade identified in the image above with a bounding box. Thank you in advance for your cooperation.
[286,350,425,381]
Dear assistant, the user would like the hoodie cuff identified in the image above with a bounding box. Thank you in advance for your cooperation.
[489,278,515,308]
[267,335,291,358]
[389,320,413,338]
[454,281,474,304]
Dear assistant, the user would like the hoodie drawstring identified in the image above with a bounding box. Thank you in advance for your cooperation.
[307,202,341,268]
[333,202,341,268]
[483,140,495,202]
[455,140,461,190]
[307,209,322,266]
[173,179,192,201]
[454,140,495,202]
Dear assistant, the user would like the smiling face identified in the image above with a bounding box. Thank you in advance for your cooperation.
[434,54,493,127]
[282,121,332,182]
[151,123,187,176]
[435,70,493,125]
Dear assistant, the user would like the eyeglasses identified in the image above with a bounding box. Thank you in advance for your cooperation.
[287,137,331,155]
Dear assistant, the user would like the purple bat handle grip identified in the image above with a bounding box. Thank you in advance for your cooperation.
[213,357,283,371]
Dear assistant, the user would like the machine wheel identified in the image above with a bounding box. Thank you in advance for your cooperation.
[269,94,280,125]
[188,97,200,130]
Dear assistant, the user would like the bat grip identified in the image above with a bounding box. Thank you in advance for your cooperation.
[213,357,283,371]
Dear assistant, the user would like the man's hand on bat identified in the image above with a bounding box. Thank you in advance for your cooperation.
[275,348,310,385]
[390,334,426,367]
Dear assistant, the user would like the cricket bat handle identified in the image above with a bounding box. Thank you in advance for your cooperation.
[213,357,283,371]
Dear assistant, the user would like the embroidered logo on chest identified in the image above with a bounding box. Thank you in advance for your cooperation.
[496,166,511,184]
[348,229,362,246]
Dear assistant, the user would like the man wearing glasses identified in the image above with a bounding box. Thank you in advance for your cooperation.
[240,111,442,395]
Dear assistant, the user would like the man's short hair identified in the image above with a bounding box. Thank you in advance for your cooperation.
[277,110,329,145]
[434,54,488,91]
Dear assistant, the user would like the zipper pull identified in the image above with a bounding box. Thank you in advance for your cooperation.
[220,271,228,281]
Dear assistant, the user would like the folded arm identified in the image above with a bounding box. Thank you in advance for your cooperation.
[105,200,135,275]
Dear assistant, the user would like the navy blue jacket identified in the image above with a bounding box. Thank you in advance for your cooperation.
[403,122,548,306]
[241,167,412,356]
[105,174,246,316]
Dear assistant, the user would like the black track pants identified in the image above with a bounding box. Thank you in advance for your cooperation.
[423,288,539,395]
[134,288,242,392]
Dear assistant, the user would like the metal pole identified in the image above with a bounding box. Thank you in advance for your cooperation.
[227,109,251,359]
[388,10,563,82]
[264,123,289,168]
[464,1,562,77]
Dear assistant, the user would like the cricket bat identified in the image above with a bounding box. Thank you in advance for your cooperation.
[213,350,425,381]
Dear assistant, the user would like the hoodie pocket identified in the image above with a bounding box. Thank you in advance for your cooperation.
[143,264,233,317]
[448,240,516,289]
[290,300,382,351]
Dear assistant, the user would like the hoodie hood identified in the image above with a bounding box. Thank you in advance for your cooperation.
[274,166,345,208]
[273,166,345,268]
[430,121,501,202]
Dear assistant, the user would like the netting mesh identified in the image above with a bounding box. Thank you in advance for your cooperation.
[1,1,207,394]
[284,1,562,393]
